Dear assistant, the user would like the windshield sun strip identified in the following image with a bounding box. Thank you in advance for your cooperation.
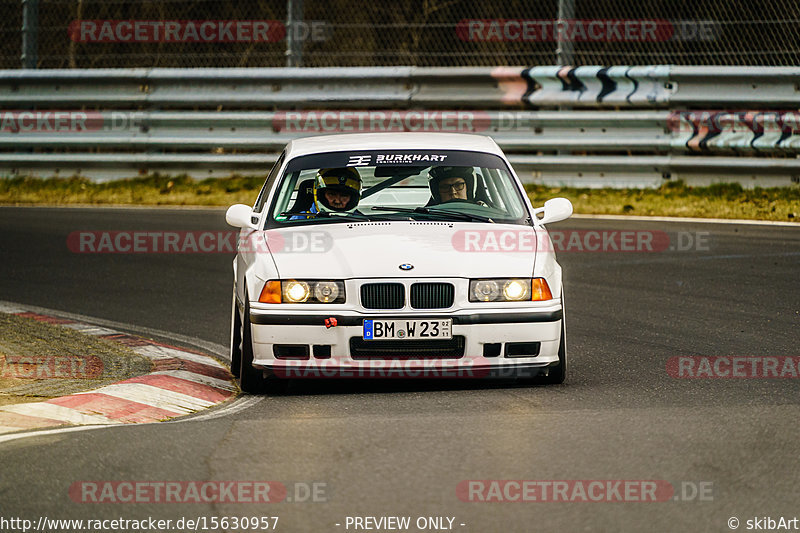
[265,152,528,229]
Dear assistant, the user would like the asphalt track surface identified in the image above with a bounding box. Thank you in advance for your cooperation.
[0,206,798,533]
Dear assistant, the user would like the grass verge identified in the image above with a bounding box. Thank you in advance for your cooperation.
[526,181,800,222]
[1,174,798,222]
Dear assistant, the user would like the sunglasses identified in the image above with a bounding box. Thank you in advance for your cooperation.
[438,181,466,193]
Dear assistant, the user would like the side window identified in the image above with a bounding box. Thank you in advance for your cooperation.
[253,152,286,214]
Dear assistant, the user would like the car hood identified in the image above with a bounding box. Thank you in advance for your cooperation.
[263,221,541,279]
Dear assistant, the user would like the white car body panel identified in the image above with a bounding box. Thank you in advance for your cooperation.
[265,223,537,279]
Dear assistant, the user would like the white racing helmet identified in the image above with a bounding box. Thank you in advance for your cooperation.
[313,167,362,213]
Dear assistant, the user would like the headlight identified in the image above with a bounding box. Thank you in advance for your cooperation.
[503,279,529,300]
[469,278,552,302]
[471,280,501,302]
[284,280,311,303]
[259,280,345,304]
[314,281,341,303]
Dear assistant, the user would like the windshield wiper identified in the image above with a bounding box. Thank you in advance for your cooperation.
[370,206,495,223]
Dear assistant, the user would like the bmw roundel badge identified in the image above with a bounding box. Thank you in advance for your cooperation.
[399,263,414,271]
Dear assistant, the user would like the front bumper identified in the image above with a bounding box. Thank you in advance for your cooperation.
[247,304,563,379]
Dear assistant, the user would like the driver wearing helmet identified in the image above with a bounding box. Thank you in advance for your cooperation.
[427,166,486,206]
[292,167,362,219]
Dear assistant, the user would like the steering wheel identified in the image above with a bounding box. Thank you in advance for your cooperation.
[438,198,490,208]
[439,198,473,205]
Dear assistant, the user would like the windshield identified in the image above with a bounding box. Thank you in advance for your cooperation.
[266,149,530,227]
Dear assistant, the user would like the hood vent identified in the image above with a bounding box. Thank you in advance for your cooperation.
[409,221,453,226]
[347,222,393,228]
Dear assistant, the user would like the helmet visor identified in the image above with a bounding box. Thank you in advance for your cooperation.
[318,174,361,193]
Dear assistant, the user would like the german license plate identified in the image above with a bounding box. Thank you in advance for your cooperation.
[363,319,452,340]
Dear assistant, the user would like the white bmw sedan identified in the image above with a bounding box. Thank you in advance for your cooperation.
[226,133,572,393]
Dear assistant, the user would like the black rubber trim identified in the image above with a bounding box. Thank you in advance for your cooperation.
[455,310,562,324]
[254,362,555,378]
[250,309,562,326]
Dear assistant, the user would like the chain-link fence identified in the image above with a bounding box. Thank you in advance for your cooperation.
[2,0,800,68]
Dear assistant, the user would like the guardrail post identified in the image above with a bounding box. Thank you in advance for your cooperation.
[555,0,574,66]
[286,0,304,67]
[21,0,39,69]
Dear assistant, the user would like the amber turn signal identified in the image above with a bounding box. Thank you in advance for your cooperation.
[258,280,282,303]
[531,278,553,301]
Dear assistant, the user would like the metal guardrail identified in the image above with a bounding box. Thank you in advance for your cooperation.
[0,67,513,108]
[7,109,800,153]
[1,66,800,186]
[3,65,799,108]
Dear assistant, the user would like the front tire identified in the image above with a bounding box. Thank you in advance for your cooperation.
[239,295,288,394]
[230,289,242,378]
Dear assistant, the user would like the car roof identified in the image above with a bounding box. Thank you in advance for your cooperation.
[283,132,503,159]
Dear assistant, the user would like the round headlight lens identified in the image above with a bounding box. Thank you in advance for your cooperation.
[314,281,340,303]
[283,281,310,303]
[503,279,529,301]
[473,280,500,302]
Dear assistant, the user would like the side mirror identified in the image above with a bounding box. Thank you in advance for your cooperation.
[226,204,255,228]
[537,198,573,225]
